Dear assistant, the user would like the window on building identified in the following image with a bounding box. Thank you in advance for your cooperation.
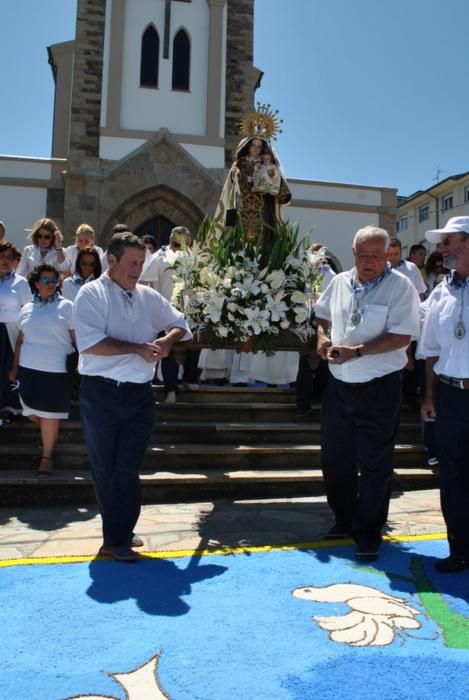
[396,216,408,232]
[140,26,159,88]
[464,186,469,203]
[442,194,453,212]
[172,29,190,91]
[418,205,429,223]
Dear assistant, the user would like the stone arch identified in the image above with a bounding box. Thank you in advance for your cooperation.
[101,184,205,246]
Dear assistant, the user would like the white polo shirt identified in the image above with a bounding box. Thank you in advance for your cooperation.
[314,268,420,383]
[73,273,192,383]
[397,259,427,296]
[140,248,176,301]
[18,297,74,373]
[417,277,469,378]
[0,273,31,323]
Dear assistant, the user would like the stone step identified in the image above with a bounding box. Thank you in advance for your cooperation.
[0,467,438,506]
[153,386,298,404]
[3,419,423,446]
[0,442,429,470]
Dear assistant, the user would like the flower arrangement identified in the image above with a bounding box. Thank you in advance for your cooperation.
[170,217,324,354]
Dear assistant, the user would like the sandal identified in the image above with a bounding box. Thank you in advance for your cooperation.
[37,456,54,478]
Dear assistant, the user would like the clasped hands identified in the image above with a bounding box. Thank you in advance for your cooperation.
[138,338,172,362]
[317,338,357,365]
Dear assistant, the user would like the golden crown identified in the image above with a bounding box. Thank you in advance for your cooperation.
[239,103,283,142]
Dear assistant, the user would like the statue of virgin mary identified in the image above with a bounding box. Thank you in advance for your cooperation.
[214,107,291,247]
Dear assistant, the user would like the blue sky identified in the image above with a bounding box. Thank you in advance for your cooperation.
[1,0,468,196]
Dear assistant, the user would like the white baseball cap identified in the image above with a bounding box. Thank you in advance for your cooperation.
[425,216,469,243]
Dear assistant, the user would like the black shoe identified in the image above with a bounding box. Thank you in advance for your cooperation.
[99,545,139,562]
[434,556,469,574]
[296,407,313,418]
[324,523,352,540]
[355,548,379,562]
[355,539,380,562]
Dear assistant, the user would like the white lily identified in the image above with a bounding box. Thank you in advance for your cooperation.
[204,294,225,323]
[244,306,270,335]
[267,290,288,322]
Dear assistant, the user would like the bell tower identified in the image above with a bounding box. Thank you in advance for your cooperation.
[47,0,261,236]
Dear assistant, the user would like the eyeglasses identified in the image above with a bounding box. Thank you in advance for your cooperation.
[441,235,463,246]
[37,234,52,240]
[39,277,59,285]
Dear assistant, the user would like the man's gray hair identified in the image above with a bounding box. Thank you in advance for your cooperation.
[107,232,145,261]
[353,226,391,251]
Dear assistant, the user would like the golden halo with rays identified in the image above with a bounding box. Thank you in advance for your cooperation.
[239,103,283,142]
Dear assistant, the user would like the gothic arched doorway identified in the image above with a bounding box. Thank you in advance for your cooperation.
[135,215,174,249]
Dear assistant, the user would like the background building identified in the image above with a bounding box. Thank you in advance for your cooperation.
[0,0,396,269]
[397,171,469,253]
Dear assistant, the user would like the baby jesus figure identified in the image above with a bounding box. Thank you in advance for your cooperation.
[252,153,282,196]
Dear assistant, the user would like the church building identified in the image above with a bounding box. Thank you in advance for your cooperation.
[0,0,396,268]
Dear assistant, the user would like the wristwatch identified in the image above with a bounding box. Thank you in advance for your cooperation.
[355,345,363,358]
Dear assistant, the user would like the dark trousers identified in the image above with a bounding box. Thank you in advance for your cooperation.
[162,349,199,392]
[320,371,401,547]
[296,357,329,410]
[435,382,469,559]
[80,376,156,547]
[0,323,20,411]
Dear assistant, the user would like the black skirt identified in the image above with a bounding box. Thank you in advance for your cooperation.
[18,366,72,417]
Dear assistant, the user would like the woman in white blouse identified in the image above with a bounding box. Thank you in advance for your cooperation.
[0,241,31,422]
[64,223,104,273]
[17,218,70,278]
[9,263,75,476]
[63,246,102,302]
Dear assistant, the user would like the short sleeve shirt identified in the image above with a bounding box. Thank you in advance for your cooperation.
[398,260,427,296]
[314,268,420,383]
[73,273,192,383]
[0,273,31,323]
[18,297,74,372]
[417,277,469,378]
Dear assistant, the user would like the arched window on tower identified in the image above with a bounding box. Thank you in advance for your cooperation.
[172,29,190,91]
[140,25,159,88]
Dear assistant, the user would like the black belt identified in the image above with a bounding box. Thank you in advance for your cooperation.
[440,375,469,390]
[89,375,150,388]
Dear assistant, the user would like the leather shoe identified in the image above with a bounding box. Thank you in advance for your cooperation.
[356,550,379,562]
[434,556,469,574]
[99,545,139,562]
[355,540,380,562]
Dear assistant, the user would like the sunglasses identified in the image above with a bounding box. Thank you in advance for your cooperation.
[37,234,52,240]
[39,277,59,285]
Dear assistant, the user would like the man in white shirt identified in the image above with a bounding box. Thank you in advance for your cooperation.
[387,236,427,407]
[140,226,199,402]
[74,232,192,562]
[419,215,469,573]
[315,226,420,562]
[387,237,427,298]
